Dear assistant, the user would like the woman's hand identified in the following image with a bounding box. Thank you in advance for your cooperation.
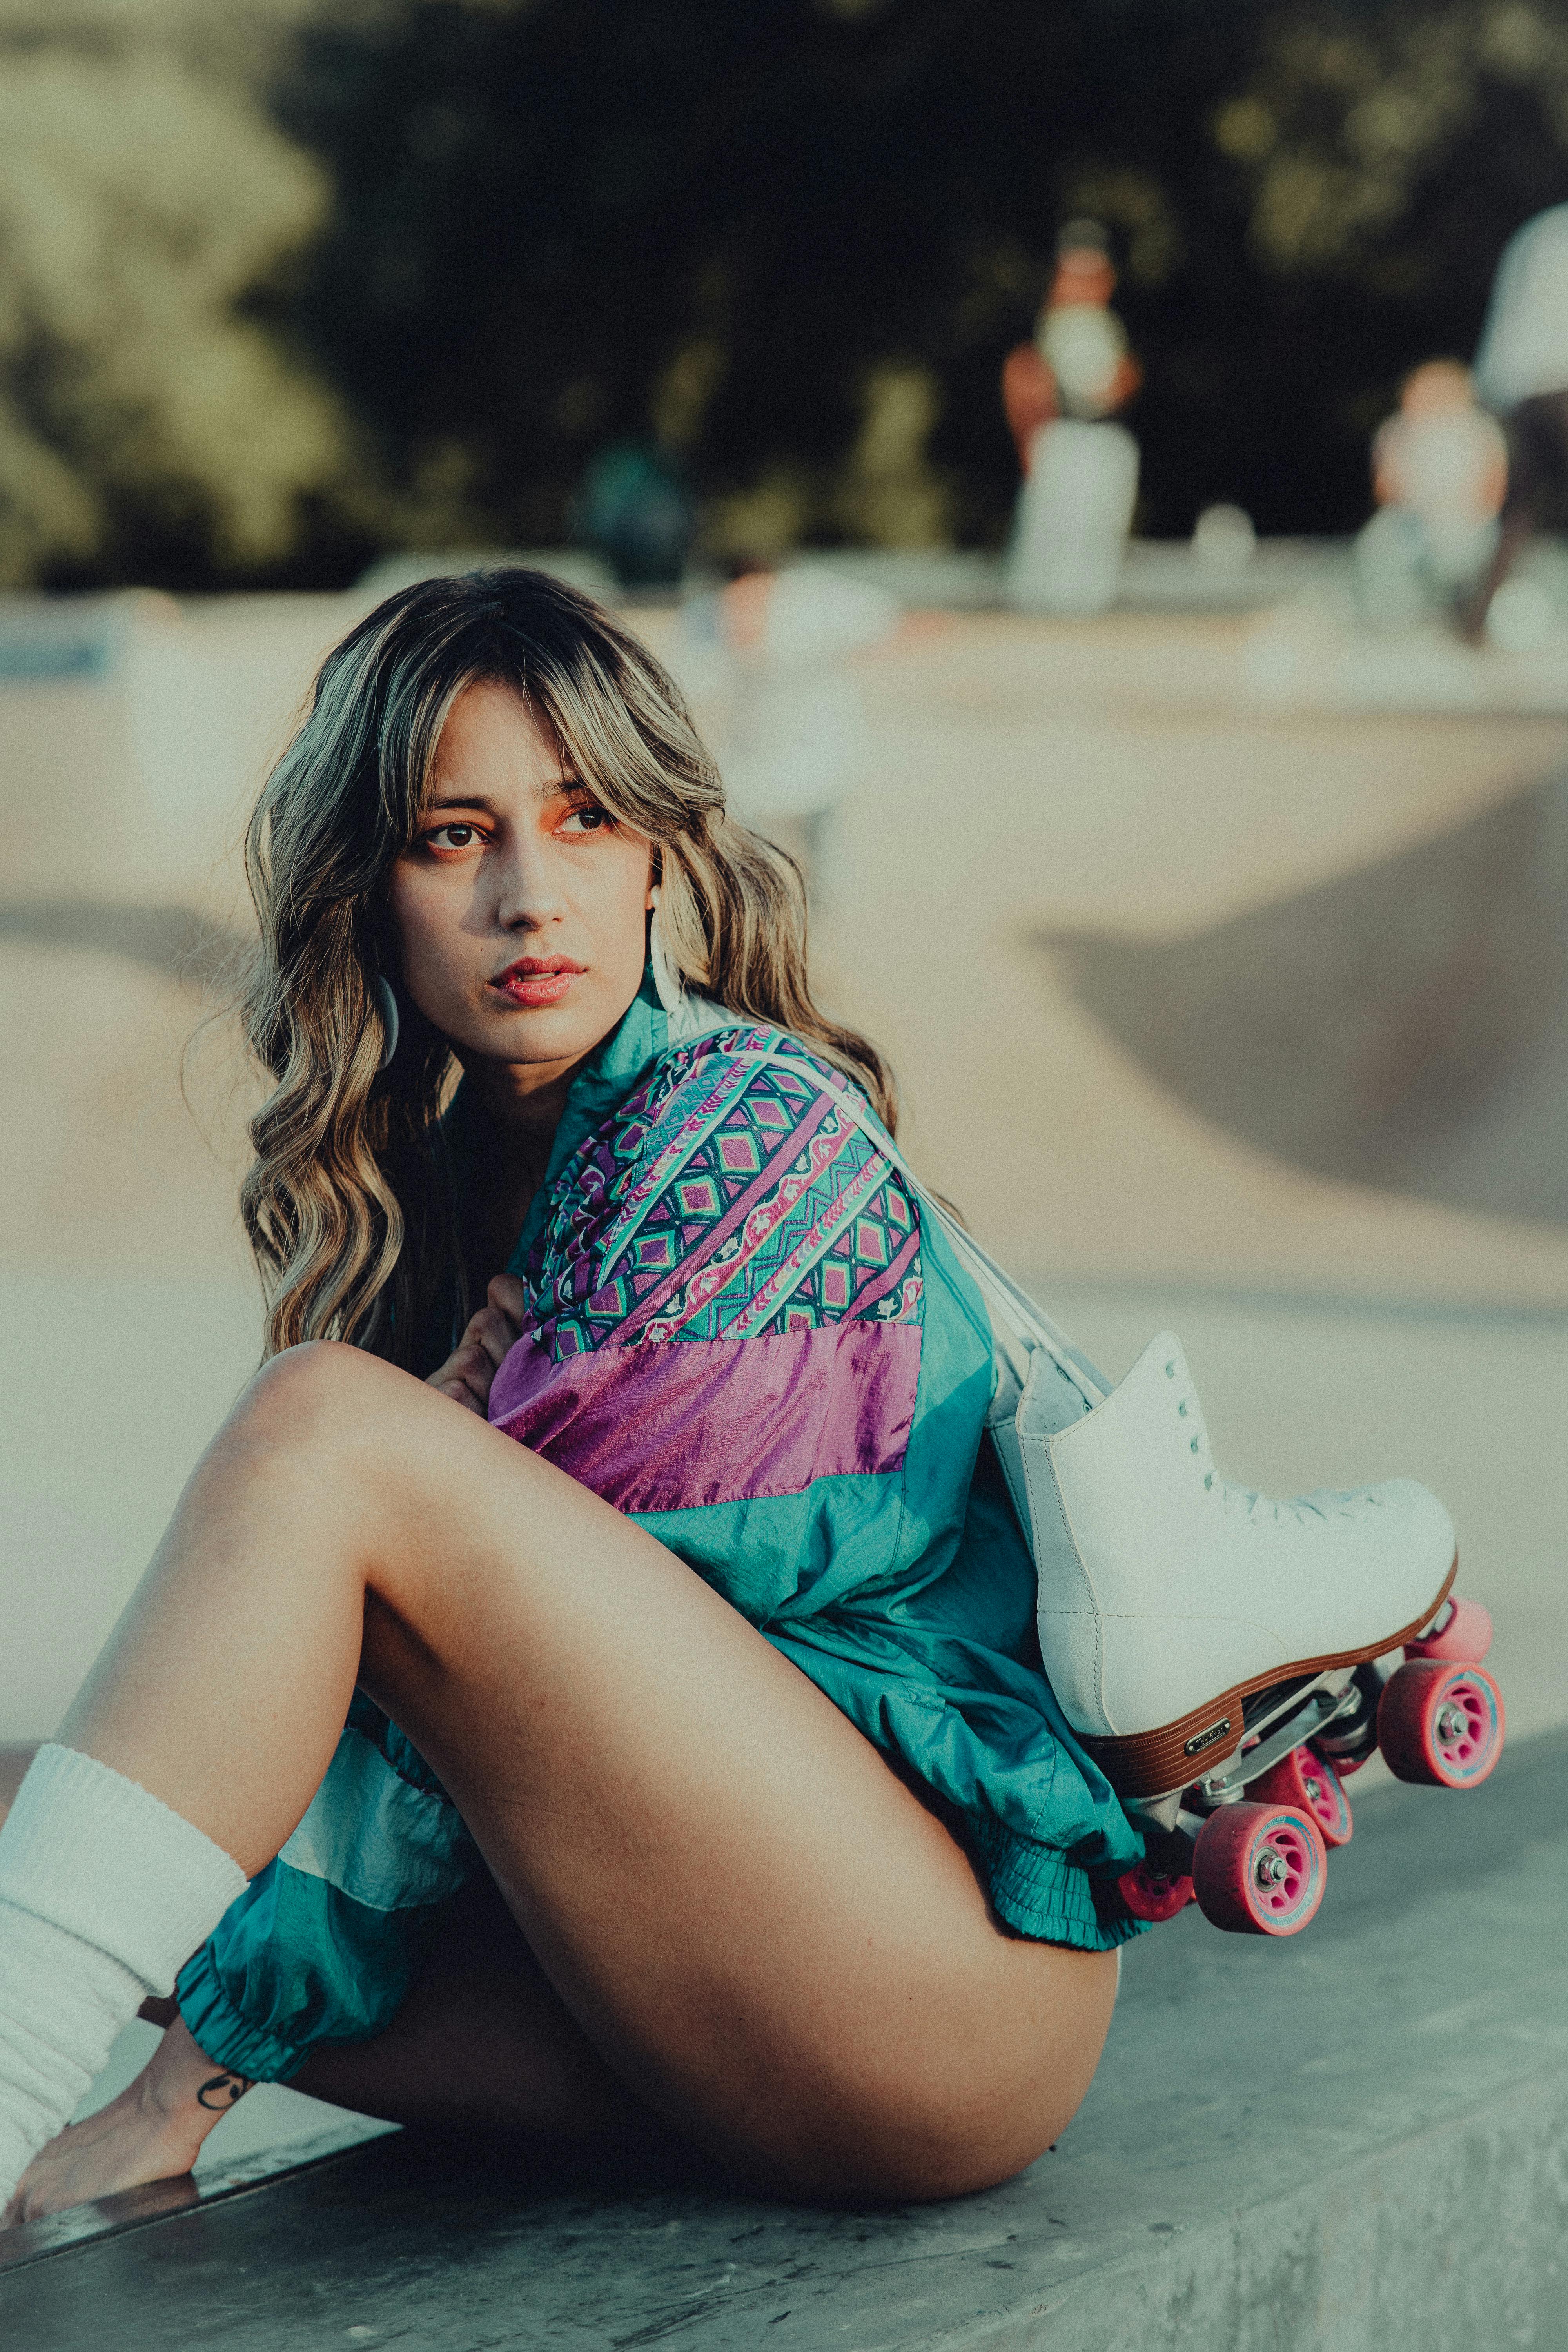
[425,1274,527,1416]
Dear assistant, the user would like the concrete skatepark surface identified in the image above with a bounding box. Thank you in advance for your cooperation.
[3,1728,1564,2350]
[1,588,1566,2340]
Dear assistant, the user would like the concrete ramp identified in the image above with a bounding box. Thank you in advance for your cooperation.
[1043,774,1568,1227]
[4,1728,1564,2350]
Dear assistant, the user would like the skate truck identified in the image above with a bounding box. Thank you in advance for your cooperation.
[1110,1591,1502,1934]
[818,1079,1507,1941]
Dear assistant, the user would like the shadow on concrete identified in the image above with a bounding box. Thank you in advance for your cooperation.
[0,900,247,991]
[1040,773,1568,1224]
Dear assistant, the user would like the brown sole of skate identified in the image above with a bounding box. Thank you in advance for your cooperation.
[1078,1552,1459,1800]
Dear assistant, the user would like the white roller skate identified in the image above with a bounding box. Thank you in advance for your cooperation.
[1022,1331,1453,1790]
[1006,1332,1502,1935]
[786,1073,1504,1938]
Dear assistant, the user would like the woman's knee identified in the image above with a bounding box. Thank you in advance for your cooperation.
[245,1335,386,1419]
[178,1343,412,1549]
[220,1340,416,1475]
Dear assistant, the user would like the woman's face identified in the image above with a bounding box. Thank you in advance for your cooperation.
[387,680,655,1089]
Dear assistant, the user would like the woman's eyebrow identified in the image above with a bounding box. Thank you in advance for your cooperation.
[424,777,586,813]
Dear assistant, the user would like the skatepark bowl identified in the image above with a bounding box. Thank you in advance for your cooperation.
[2,577,1566,2347]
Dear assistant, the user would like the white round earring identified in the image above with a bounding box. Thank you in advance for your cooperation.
[647,885,685,1015]
[373,975,400,1070]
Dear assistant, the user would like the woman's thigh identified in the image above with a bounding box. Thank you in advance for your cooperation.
[291,1872,667,2151]
[309,1801,1114,2203]
[91,1342,1115,2204]
[309,1362,1120,2202]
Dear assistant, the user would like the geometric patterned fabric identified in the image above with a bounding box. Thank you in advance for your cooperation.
[519,1022,923,1357]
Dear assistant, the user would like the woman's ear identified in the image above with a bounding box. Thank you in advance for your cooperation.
[646,874,684,1014]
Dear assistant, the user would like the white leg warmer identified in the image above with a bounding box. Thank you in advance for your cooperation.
[0,1744,247,2206]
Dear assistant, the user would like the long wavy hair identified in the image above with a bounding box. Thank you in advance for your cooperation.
[240,566,896,1368]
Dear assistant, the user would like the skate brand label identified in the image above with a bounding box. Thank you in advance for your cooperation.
[1183,1716,1233,1758]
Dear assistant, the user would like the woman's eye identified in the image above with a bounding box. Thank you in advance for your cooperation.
[426,824,479,850]
[560,804,613,835]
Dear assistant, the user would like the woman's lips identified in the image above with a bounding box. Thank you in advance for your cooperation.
[490,958,585,1008]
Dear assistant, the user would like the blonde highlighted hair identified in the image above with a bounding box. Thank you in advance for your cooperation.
[240,567,895,1367]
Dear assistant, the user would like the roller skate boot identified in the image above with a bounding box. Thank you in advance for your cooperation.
[1012,1332,1503,1936]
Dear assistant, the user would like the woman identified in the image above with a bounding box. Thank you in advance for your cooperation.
[0,570,1141,2222]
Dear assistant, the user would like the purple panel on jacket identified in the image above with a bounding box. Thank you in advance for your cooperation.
[489,1322,920,1511]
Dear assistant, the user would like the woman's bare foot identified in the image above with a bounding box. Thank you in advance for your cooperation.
[2,2018,250,2226]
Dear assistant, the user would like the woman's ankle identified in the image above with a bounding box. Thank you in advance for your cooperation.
[135,2018,254,2147]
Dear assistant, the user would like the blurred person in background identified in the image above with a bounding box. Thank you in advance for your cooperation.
[1002,225,1142,616]
[1465,204,1568,639]
[675,564,901,880]
[1356,361,1508,628]
[1001,222,1143,467]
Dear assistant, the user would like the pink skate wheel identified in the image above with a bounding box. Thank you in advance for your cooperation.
[1252,1746,1354,1847]
[1378,1659,1505,1787]
[1403,1593,1493,1664]
[1192,1803,1328,1936]
[1117,1861,1195,1923]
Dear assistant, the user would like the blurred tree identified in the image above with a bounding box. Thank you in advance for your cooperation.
[270,0,1232,554]
[269,0,1568,560]
[1221,4,1568,279]
[0,2,356,586]
[12,0,1568,582]
[1205,3,1568,523]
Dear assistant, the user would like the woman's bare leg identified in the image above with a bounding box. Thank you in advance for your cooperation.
[289,1873,672,2149]
[51,1340,1117,2202]
[7,1875,680,2224]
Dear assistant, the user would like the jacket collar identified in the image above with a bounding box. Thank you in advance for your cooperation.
[506,969,668,1267]
[446,964,737,1276]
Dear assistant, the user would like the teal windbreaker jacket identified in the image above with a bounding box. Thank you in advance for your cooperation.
[176,981,1145,2082]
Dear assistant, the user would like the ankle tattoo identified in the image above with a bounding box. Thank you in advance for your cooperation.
[196,2070,254,2112]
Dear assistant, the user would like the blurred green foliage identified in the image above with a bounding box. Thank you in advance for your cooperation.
[7,0,1568,586]
[0,2,358,586]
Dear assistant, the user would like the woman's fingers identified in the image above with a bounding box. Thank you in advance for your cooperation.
[427,1338,494,1413]
[469,1305,521,1371]
[430,1373,486,1415]
[487,1274,527,1325]
[424,1276,526,1412]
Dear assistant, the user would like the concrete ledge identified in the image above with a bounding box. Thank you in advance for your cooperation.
[4,1728,1565,2351]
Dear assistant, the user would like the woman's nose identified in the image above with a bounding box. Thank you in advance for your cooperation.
[492,845,567,929]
